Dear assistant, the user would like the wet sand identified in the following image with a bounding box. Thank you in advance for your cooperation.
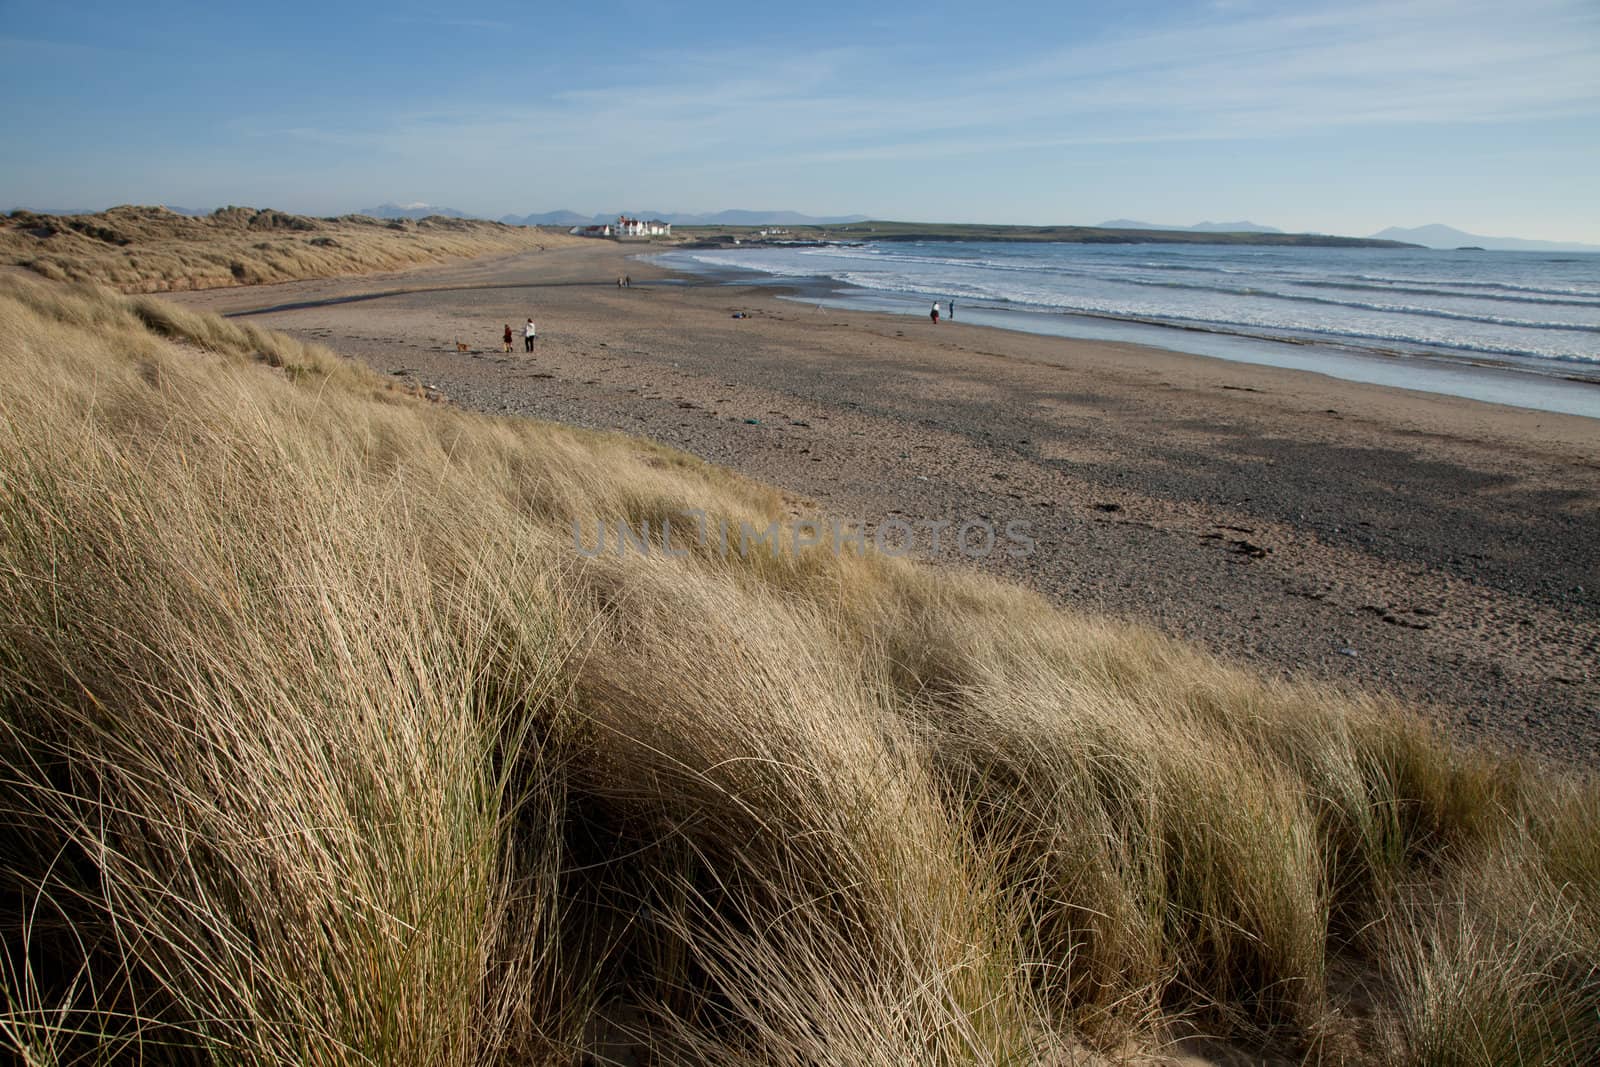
[172,243,1600,767]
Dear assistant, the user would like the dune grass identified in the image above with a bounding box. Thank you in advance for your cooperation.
[1,274,1596,1065]
[1,205,585,293]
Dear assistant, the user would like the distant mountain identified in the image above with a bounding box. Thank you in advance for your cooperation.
[1368,224,1600,253]
[358,202,476,220]
[502,210,590,227]
[509,209,871,227]
[1189,220,1284,233]
[361,206,871,227]
[671,210,871,226]
[1097,218,1283,234]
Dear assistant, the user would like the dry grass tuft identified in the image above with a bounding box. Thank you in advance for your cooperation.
[1,274,1596,1064]
[1,205,586,293]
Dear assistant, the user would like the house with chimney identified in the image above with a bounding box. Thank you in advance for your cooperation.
[568,216,674,239]
[614,215,672,237]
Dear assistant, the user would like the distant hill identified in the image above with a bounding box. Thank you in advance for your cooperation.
[358,202,476,221]
[500,209,871,227]
[495,209,871,227]
[1098,218,1284,234]
[501,210,591,227]
[1189,220,1284,234]
[680,219,1416,249]
[498,208,870,227]
[669,210,871,226]
[1368,224,1600,253]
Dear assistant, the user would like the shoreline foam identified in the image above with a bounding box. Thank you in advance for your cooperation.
[652,247,1600,419]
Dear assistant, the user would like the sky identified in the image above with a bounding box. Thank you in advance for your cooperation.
[2,0,1598,241]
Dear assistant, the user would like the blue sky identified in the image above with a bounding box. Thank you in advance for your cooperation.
[3,0,1597,240]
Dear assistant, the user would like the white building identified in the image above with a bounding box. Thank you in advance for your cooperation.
[615,215,672,237]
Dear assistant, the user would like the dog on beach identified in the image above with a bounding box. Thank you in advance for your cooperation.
[455,339,470,353]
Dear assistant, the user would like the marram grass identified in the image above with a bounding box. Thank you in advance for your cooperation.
[0,274,1596,1065]
[2,205,587,293]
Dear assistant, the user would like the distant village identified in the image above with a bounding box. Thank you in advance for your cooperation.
[569,215,672,239]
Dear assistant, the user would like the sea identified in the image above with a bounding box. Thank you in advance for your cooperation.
[653,241,1600,419]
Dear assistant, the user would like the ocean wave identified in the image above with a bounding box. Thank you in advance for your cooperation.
[825,262,1600,333]
[846,247,1600,302]
[1109,282,1600,333]
[792,249,1600,312]
[1022,307,1600,367]
[1289,278,1600,308]
[660,248,1600,365]
[679,252,827,278]
[820,270,1598,361]
[1341,272,1600,300]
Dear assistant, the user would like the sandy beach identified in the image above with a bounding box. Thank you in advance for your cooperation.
[172,242,1600,767]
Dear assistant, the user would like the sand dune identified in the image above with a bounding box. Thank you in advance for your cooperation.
[0,204,590,293]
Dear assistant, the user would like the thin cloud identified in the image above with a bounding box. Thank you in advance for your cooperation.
[224,0,1600,177]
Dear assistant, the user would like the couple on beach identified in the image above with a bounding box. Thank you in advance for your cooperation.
[502,319,538,352]
[931,299,955,324]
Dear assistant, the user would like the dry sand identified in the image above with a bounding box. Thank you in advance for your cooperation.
[172,243,1600,767]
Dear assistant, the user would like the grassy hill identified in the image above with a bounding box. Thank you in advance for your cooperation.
[0,205,585,293]
[0,274,1594,1065]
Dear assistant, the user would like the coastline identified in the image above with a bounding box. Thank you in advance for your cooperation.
[653,246,1600,418]
[172,242,1600,767]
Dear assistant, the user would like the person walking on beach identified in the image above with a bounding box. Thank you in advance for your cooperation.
[502,324,514,353]
[930,301,941,325]
[949,299,955,320]
[523,318,537,351]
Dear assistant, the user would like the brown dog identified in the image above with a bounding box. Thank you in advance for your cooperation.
[455,339,470,353]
